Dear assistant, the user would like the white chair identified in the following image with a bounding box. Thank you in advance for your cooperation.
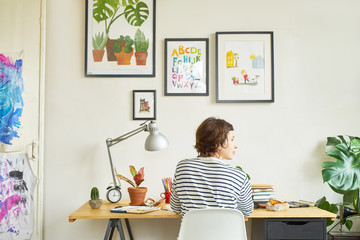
[177,208,247,240]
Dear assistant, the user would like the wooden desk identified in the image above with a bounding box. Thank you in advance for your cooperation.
[69,200,180,222]
[69,201,336,240]
[69,200,180,240]
[248,207,336,240]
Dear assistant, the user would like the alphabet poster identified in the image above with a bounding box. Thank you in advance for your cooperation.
[0,153,37,240]
[165,39,209,96]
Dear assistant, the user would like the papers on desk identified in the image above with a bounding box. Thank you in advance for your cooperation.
[110,206,161,214]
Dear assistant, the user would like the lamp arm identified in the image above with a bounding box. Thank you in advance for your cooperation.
[106,124,148,188]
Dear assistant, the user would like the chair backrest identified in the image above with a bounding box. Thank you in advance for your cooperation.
[177,208,247,240]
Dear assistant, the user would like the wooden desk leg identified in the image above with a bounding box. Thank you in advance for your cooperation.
[104,219,125,240]
[125,219,134,240]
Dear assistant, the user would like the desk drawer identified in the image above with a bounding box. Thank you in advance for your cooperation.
[265,218,326,240]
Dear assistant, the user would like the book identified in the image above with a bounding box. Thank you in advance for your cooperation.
[251,184,273,189]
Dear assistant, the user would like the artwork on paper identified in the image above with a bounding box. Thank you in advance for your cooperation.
[216,32,274,102]
[0,153,37,240]
[0,53,24,145]
[165,39,209,96]
[85,0,156,77]
[225,41,264,88]
[133,90,156,120]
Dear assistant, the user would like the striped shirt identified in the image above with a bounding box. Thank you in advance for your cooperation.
[170,157,254,216]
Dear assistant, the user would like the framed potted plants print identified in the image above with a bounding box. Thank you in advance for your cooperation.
[216,32,274,102]
[164,38,209,96]
[85,0,156,77]
[133,90,156,120]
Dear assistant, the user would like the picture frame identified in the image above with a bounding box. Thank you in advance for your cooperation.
[133,90,156,120]
[85,0,156,77]
[216,32,274,102]
[164,38,209,96]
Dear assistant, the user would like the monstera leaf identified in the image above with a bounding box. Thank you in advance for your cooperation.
[322,136,360,193]
[124,1,149,26]
[93,0,148,29]
[93,0,120,23]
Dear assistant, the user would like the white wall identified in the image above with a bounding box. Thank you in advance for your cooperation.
[44,0,360,239]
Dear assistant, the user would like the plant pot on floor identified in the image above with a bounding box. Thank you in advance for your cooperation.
[89,199,102,209]
[128,187,147,206]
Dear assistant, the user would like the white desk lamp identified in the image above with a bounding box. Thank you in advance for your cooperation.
[105,121,169,203]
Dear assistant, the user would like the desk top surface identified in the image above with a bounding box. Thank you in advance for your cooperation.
[69,200,337,222]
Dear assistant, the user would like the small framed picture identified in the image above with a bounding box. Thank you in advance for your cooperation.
[216,32,274,102]
[133,90,156,120]
[164,38,209,96]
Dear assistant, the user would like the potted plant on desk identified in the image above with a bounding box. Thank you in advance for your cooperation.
[116,165,147,206]
[316,135,360,235]
[89,187,103,209]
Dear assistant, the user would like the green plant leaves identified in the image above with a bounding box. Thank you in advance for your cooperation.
[129,165,137,177]
[124,2,149,26]
[316,196,338,226]
[322,136,360,193]
[93,0,120,23]
[120,0,139,6]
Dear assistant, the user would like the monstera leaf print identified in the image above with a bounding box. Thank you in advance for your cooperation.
[124,1,149,26]
[93,0,120,23]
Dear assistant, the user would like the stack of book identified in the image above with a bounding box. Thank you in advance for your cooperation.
[251,184,275,207]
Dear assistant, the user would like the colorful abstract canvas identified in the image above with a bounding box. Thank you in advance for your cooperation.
[0,53,24,145]
[0,153,37,239]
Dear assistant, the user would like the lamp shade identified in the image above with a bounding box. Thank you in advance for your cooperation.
[145,121,169,151]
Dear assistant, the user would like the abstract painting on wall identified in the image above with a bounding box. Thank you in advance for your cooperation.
[0,53,24,145]
[216,32,274,102]
[0,152,37,239]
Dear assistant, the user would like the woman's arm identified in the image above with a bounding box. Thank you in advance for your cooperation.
[170,174,181,214]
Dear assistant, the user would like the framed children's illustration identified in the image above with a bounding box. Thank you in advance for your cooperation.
[164,38,209,96]
[85,0,156,77]
[216,32,274,102]
[133,90,156,120]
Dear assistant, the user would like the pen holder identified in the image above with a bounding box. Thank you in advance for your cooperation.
[160,192,171,204]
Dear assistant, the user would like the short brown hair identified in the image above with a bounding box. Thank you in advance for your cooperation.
[195,117,234,157]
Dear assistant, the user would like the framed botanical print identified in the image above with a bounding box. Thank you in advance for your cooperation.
[133,90,156,120]
[85,0,156,77]
[164,38,209,96]
[216,32,274,102]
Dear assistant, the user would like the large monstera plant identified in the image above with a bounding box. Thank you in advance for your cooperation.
[317,135,360,232]
[92,0,150,49]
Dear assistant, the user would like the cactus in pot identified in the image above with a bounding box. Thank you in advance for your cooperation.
[89,187,102,209]
[134,29,149,65]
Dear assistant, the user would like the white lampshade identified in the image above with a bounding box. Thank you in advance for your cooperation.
[145,121,169,151]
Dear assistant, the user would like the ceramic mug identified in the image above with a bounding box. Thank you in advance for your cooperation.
[160,192,171,203]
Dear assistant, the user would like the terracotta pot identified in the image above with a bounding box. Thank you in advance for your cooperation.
[105,39,117,61]
[128,187,147,206]
[135,52,148,65]
[92,49,105,62]
[114,48,134,65]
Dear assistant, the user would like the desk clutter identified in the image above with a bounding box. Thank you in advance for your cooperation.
[251,184,276,208]
[110,206,161,214]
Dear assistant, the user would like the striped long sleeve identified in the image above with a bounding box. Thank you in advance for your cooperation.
[170,157,254,216]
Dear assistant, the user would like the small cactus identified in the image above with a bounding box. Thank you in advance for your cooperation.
[91,187,99,200]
